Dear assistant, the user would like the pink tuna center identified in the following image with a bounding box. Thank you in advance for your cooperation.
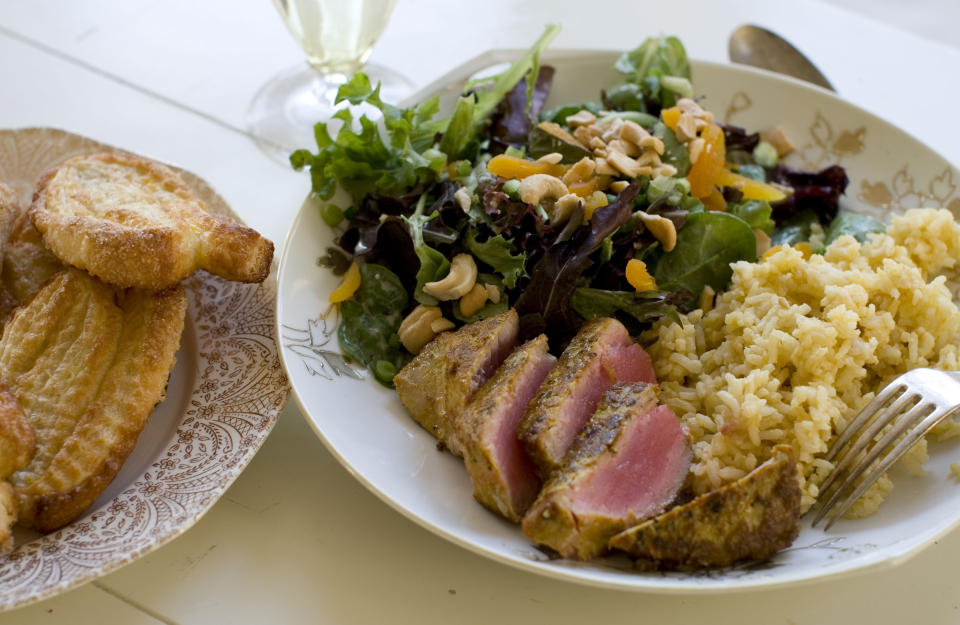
[547,341,657,463]
[572,406,691,520]
[547,359,611,461]
[490,356,556,508]
[474,325,520,390]
[603,341,656,385]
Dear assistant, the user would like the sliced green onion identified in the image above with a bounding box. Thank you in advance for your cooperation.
[660,76,694,99]
[373,360,397,385]
[321,203,344,227]
[753,141,779,168]
[594,111,659,129]
[502,178,521,199]
[737,164,766,181]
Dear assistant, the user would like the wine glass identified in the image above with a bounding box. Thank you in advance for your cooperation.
[247,0,414,163]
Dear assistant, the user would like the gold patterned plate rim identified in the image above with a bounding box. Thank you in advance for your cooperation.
[0,127,289,611]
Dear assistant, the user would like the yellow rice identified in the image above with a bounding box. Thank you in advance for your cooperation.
[646,208,960,517]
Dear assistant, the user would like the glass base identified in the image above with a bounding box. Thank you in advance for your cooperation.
[245,61,415,166]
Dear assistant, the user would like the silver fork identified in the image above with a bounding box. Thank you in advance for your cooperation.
[811,368,960,529]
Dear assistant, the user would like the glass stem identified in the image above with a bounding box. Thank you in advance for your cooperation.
[314,70,349,106]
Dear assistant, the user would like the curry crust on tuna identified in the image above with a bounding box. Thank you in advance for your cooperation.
[608,445,801,570]
[518,317,655,477]
[522,382,691,560]
[393,309,518,455]
[459,334,555,522]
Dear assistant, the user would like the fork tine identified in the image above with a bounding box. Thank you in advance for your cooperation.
[820,404,958,529]
[812,395,926,527]
[816,389,919,500]
[816,401,932,525]
[823,380,907,463]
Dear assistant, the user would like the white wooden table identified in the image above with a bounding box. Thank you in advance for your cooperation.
[1,1,959,622]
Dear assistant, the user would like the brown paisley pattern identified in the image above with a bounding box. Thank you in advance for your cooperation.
[0,129,289,610]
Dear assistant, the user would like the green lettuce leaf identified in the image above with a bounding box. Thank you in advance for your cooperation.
[292,27,562,201]
[454,299,509,324]
[337,263,410,387]
[770,209,819,247]
[527,124,591,163]
[654,211,757,299]
[729,200,775,234]
[614,36,692,108]
[402,195,451,306]
[290,74,445,205]
[571,288,681,325]
[438,95,478,161]
[653,122,690,177]
[464,229,527,289]
[825,212,885,245]
[427,24,561,155]
[461,24,560,124]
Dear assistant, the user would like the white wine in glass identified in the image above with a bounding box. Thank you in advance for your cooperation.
[247,0,413,163]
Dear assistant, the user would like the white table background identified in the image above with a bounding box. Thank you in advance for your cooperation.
[1,0,959,622]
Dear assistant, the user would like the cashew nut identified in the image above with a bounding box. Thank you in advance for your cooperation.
[600,118,624,143]
[677,98,712,122]
[607,151,652,179]
[536,152,563,165]
[430,317,455,333]
[561,157,596,186]
[595,157,617,176]
[636,150,662,168]
[484,284,501,304]
[423,253,477,301]
[619,120,651,148]
[607,138,640,158]
[761,126,795,156]
[538,121,585,148]
[573,124,602,145]
[518,174,569,207]
[654,163,678,178]
[688,137,706,164]
[636,212,678,252]
[565,109,597,127]
[674,113,699,142]
[642,135,665,155]
[550,193,583,225]
[398,305,443,354]
[454,187,472,212]
[459,283,489,317]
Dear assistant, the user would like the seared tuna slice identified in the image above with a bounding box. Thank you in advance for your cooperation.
[522,383,691,560]
[460,335,556,522]
[518,317,656,476]
[394,309,518,453]
[609,445,801,570]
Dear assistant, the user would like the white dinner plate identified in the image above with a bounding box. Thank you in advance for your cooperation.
[276,50,960,592]
[0,128,289,610]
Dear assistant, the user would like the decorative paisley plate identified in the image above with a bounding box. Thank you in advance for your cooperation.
[277,51,960,592]
[0,128,289,610]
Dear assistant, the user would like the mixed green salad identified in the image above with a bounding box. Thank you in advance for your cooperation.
[291,28,877,386]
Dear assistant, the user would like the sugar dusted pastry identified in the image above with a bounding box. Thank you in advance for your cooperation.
[29,152,273,289]
[2,269,186,532]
